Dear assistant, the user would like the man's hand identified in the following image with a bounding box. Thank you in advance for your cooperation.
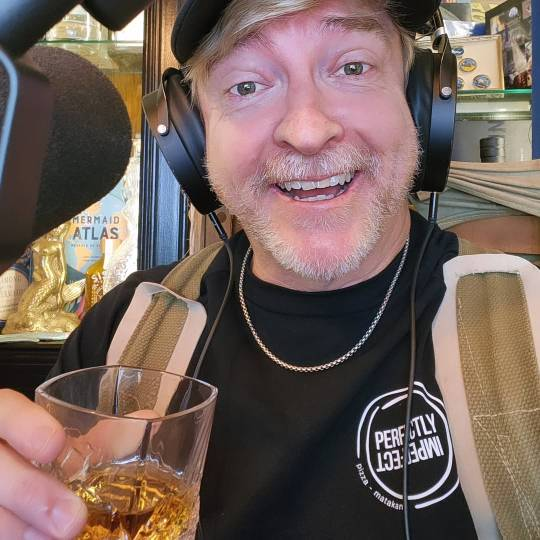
[0,389,87,540]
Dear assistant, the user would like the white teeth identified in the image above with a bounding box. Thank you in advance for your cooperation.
[278,172,355,192]
[316,179,331,189]
[301,181,317,191]
[336,172,355,186]
[329,176,340,187]
[293,193,336,202]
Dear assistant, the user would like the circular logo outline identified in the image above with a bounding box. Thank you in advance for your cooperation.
[356,382,457,508]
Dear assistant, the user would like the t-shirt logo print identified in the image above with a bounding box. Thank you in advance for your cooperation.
[355,382,460,511]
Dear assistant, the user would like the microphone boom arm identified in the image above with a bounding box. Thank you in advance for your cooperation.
[0,0,80,58]
[0,0,158,59]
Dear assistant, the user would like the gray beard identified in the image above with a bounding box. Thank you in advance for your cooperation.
[207,137,420,282]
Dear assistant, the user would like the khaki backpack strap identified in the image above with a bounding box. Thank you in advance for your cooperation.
[161,242,223,299]
[107,243,223,374]
[457,272,540,539]
[434,253,540,539]
[458,237,498,256]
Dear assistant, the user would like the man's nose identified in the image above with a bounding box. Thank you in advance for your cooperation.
[273,90,344,156]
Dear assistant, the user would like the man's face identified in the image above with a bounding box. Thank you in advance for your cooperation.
[199,0,419,282]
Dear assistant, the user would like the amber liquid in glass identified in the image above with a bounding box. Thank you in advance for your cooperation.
[69,463,199,540]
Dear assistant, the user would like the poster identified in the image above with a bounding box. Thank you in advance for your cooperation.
[64,182,127,284]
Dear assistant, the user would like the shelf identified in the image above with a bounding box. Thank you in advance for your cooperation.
[457,89,532,121]
[0,342,60,400]
[0,340,64,349]
[38,40,143,73]
[459,89,532,97]
[40,39,141,44]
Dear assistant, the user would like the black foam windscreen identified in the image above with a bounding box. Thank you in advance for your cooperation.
[26,46,132,240]
[0,46,132,275]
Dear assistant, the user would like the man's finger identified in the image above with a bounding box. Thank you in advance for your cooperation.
[0,507,52,540]
[0,389,65,464]
[0,442,86,540]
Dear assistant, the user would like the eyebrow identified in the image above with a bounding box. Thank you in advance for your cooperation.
[321,15,390,44]
[235,29,273,52]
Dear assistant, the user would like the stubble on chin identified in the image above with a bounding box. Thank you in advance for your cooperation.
[207,134,420,282]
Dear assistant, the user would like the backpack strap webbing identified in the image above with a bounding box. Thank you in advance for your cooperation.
[456,272,540,539]
[458,237,495,256]
[102,243,222,413]
[437,240,540,539]
[111,242,222,374]
[161,242,223,300]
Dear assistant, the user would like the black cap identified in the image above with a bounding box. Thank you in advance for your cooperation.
[172,0,441,64]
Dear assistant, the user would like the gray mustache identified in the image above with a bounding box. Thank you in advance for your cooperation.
[258,144,381,183]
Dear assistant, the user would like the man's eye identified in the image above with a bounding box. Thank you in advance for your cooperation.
[230,81,259,96]
[340,62,368,76]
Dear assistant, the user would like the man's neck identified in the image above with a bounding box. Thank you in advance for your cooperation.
[249,207,411,292]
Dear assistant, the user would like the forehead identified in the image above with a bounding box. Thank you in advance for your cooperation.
[226,0,396,56]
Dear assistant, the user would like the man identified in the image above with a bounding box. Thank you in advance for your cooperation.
[0,0,535,539]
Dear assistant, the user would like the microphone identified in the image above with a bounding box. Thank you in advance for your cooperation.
[0,45,132,274]
[0,0,155,59]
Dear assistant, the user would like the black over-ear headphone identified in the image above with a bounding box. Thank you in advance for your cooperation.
[143,13,457,540]
[142,10,457,216]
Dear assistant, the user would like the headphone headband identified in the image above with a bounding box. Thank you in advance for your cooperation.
[143,11,457,214]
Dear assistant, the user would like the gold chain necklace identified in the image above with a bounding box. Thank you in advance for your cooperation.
[238,239,410,373]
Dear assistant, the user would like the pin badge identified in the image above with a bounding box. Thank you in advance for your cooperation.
[457,77,465,90]
[452,47,465,57]
[459,57,478,73]
[472,74,491,89]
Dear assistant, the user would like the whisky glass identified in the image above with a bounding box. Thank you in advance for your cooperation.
[35,366,217,540]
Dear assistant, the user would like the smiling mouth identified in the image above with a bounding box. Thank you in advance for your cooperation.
[276,172,356,202]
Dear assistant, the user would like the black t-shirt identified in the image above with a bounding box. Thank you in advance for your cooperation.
[52,211,478,539]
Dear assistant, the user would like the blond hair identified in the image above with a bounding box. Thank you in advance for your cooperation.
[183,0,416,102]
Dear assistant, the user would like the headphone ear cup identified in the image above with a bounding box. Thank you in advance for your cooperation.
[142,71,221,215]
[407,47,457,193]
[407,49,434,192]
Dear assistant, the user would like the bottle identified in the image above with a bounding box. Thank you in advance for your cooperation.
[0,248,32,333]
[84,239,119,311]
[103,139,140,294]
[84,253,105,312]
